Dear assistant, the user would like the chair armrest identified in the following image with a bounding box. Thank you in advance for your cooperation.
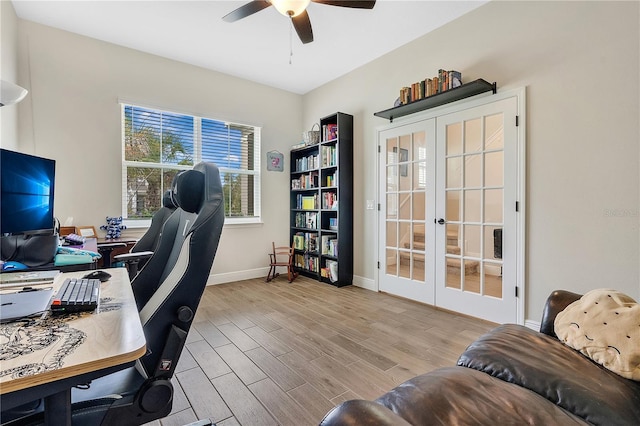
[539,290,582,337]
[97,242,128,250]
[113,251,154,263]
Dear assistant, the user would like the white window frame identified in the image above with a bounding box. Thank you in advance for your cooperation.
[120,103,261,228]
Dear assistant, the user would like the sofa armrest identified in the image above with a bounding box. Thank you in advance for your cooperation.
[539,290,581,337]
[319,400,412,426]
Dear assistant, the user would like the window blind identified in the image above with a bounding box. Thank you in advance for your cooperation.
[122,104,260,222]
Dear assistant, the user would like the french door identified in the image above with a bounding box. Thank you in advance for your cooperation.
[378,120,436,305]
[378,96,521,324]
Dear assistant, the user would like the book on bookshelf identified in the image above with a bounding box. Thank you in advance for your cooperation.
[295,253,318,272]
[322,123,338,141]
[322,192,338,210]
[300,195,316,210]
[291,171,319,190]
[321,235,338,257]
[295,212,318,229]
[321,145,337,168]
[295,154,319,172]
[325,171,337,187]
[293,233,305,250]
[399,69,463,105]
[325,260,338,282]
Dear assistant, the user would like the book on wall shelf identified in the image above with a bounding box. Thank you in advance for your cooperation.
[376,78,497,122]
[290,112,353,287]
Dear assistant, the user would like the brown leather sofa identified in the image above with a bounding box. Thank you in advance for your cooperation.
[320,291,640,425]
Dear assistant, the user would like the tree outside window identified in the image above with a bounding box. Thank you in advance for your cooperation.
[122,105,260,222]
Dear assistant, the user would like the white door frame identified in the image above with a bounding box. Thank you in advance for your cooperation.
[374,87,526,324]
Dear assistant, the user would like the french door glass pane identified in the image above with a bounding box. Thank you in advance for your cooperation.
[485,151,503,187]
[446,191,461,222]
[484,189,503,223]
[399,251,411,278]
[399,193,411,220]
[447,157,462,188]
[386,249,397,275]
[446,123,462,155]
[464,190,482,222]
[485,113,504,149]
[464,118,482,152]
[386,193,398,219]
[413,191,426,221]
[465,154,482,187]
[386,221,397,247]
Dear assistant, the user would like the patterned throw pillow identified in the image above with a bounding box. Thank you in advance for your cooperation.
[555,289,640,380]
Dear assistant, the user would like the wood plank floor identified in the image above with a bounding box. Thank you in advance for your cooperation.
[145,276,495,426]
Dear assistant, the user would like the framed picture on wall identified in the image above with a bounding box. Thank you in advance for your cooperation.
[266,150,284,172]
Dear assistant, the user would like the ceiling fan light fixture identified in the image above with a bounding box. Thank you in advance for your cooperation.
[271,0,311,17]
[0,80,28,107]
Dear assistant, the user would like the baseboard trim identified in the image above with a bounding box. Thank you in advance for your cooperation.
[207,268,269,285]
[525,320,540,331]
[352,275,376,291]
[208,269,378,291]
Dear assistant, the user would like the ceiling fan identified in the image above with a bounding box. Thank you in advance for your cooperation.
[223,0,376,44]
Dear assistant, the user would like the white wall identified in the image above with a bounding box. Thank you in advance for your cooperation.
[302,0,640,320]
[16,20,302,279]
[0,0,20,149]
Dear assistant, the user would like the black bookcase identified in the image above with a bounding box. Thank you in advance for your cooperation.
[290,112,353,287]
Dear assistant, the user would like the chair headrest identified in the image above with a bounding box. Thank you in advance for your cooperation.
[162,190,178,209]
[172,170,205,213]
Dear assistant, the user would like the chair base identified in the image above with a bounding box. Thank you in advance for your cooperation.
[266,267,298,283]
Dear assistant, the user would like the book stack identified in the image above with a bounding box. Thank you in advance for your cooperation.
[295,212,318,229]
[291,171,319,190]
[295,253,318,272]
[399,69,462,105]
[294,232,317,252]
[322,192,338,210]
[322,123,338,141]
[321,260,338,282]
[321,235,338,257]
[321,145,338,167]
[295,154,319,172]
[293,233,305,250]
[325,171,337,187]
[296,194,319,210]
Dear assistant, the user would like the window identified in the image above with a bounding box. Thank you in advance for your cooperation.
[122,104,261,225]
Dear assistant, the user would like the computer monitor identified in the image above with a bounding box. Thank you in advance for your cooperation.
[0,148,56,235]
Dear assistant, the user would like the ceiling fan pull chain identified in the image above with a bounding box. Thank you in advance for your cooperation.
[289,16,294,65]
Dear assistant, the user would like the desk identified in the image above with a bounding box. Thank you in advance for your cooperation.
[0,268,146,425]
[97,238,137,268]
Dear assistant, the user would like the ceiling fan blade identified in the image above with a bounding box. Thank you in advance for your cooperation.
[312,0,376,9]
[292,10,314,44]
[222,0,272,23]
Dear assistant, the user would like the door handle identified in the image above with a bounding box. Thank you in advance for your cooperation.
[437,218,446,225]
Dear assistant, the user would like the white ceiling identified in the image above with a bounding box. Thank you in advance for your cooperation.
[11,0,487,94]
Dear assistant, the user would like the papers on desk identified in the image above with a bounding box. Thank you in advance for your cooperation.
[0,270,60,288]
[0,287,54,322]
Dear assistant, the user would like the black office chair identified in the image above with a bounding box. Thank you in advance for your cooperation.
[114,189,178,280]
[7,162,224,426]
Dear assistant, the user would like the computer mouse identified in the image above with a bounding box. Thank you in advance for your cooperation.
[83,270,112,282]
[2,261,28,271]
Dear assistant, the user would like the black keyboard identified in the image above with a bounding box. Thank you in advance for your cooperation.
[51,278,100,314]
